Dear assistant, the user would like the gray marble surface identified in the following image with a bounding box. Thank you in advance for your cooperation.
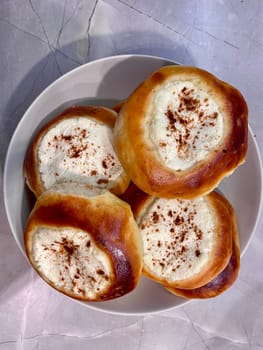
[0,0,263,349]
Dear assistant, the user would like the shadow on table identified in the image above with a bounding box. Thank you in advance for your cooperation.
[1,29,196,165]
[1,29,195,298]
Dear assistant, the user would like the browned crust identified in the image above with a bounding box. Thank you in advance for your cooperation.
[24,190,143,301]
[24,105,130,197]
[112,101,125,113]
[165,201,240,298]
[120,181,151,218]
[122,183,233,289]
[113,65,248,198]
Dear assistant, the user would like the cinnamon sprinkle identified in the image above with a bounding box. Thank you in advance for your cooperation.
[161,86,220,160]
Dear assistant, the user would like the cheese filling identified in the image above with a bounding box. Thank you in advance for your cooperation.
[38,117,123,190]
[149,81,224,170]
[139,197,215,281]
[31,228,112,298]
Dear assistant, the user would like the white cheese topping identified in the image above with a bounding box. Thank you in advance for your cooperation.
[38,117,123,190]
[149,81,224,170]
[31,228,112,299]
[139,197,215,281]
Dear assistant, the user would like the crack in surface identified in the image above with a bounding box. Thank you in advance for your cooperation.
[63,0,83,28]
[115,0,240,50]
[55,0,67,50]
[0,15,83,65]
[114,0,199,47]
[22,317,143,342]
[53,0,68,73]
[242,324,252,348]
[18,270,35,350]
[28,0,53,50]
[5,46,80,123]
[178,309,211,350]
[0,17,47,44]
[159,311,261,348]
[4,311,263,348]
[28,0,62,75]
[2,0,86,74]
[85,0,99,61]
[0,340,17,345]
[56,49,83,65]
[193,27,240,49]
[116,0,183,35]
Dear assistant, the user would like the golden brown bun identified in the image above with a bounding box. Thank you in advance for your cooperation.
[166,200,240,298]
[24,105,130,198]
[24,183,143,301]
[122,183,233,289]
[114,65,248,198]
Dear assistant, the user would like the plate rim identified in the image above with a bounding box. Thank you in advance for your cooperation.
[3,54,263,316]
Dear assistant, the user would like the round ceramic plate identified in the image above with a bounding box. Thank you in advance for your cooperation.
[4,54,263,315]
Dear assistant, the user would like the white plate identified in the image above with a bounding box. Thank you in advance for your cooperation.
[4,54,263,315]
